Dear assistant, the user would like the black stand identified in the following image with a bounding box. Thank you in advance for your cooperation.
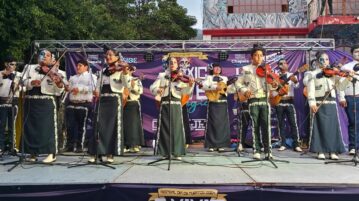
[241,63,289,168]
[233,83,246,157]
[148,69,193,170]
[68,65,115,169]
[325,77,359,166]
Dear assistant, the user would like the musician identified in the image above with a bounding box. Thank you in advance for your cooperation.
[274,59,302,152]
[229,45,278,159]
[339,44,359,155]
[88,48,130,163]
[306,51,351,160]
[123,66,144,153]
[23,50,66,163]
[150,56,194,159]
[0,56,21,153]
[202,63,231,152]
[65,60,96,153]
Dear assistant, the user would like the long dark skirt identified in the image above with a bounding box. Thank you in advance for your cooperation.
[205,101,231,148]
[23,95,57,154]
[155,97,186,157]
[309,100,345,153]
[124,100,144,147]
[89,94,123,155]
[182,105,192,145]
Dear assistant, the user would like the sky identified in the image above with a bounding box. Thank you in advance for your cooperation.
[177,0,203,29]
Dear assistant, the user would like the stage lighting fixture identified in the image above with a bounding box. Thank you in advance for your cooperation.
[218,51,229,61]
[144,52,154,62]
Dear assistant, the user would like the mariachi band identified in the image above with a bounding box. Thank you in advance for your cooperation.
[1,44,359,164]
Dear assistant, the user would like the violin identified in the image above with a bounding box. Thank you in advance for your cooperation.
[170,70,203,87]
[255,64,281,84]
[38,65,66,88]
[320,67,348,78]
[104,61,133,75]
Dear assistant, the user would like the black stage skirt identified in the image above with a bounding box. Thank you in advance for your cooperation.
[205,98,231,148]
[23,88,57,154]
[124,100,144,147]
[309,98,345,153]
[155,96,186,157]
[88,85,123,155]
[182,105,192,145]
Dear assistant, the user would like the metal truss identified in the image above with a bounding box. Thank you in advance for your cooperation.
[33,39,335,53]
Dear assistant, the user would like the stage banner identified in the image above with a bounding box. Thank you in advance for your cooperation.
[64,50,321,146]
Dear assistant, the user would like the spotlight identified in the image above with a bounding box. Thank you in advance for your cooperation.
[144,52,154,62]
[218,51,229,61]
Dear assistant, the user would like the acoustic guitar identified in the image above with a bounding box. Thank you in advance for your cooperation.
[269,64,308,106]
[205,82,227,102]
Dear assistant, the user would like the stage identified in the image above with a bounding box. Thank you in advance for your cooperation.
[1,145,359,201]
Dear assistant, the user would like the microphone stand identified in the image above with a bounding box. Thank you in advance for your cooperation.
[69,62,115,169]
[5,52,37,172]
[232,81,245,157]
[325,76,359,166]
[242,62,289,168]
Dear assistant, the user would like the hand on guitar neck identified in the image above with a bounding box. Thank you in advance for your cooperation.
[269,64,309,106]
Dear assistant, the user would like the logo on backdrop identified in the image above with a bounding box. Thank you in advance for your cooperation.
[148,188,227,201]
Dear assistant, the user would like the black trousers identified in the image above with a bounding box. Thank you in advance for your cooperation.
[320,0,333,15]
[0,101,18,151]
[66,102,92,150]
[275,100,300,148]
[248,98,271,153]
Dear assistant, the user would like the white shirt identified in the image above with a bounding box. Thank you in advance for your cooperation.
[340,60,359,96]
[150,71,194,99]
[307,68,351,106]
[128,77,143,101]
[68,71,97,102]
[202,74,229,96]
[0,70,21,98]
[228,64,277,99]
[96,70,131,94]
[279,72,299,97]
[24,65,66,96]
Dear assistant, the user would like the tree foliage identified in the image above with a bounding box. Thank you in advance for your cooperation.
[0,0,197,62]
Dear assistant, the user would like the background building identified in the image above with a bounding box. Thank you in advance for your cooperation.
[203,0,359,50]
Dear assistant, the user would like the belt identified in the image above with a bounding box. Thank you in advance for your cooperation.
[70,100,92,104]
[248,97,267,104]
[316,96,335,101]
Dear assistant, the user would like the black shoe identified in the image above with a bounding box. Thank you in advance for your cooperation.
[74,147,83,153]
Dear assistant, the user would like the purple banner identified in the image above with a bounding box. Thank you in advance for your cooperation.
[65,50,351,145]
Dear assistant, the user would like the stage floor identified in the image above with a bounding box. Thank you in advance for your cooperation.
[1,146,359,187]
